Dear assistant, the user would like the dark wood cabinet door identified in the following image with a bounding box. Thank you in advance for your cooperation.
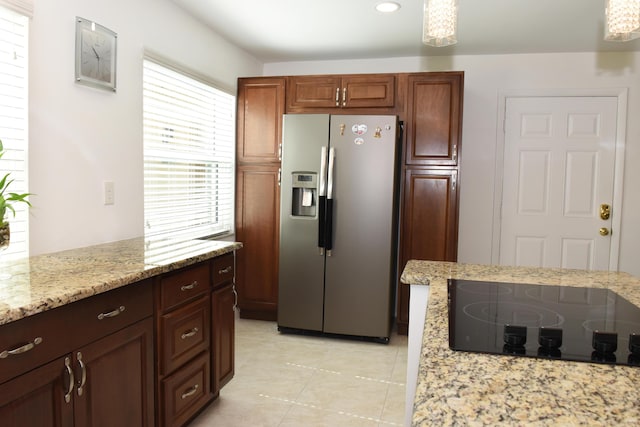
[235,165,280,320]
[287,75,342,109]
[287,74,396,110]
[0,356,73,427]
[237,77,286,164]
[212,283,235,395]
[73,318,155,427]
[405,73,463,165]
[341,75,395,108]
[397,168,459,332]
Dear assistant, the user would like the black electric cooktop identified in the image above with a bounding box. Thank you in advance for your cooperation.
[448,279,640,367]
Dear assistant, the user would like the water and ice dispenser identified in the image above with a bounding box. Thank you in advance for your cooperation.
[290,172,317,217]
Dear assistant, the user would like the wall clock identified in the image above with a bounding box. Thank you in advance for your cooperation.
[75,17,117,91]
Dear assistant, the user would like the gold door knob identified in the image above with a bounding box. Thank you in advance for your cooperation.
[600,204,611,220]
[599,227,610,236]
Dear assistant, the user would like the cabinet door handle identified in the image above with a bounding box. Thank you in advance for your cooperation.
[452,144,458,162]
[180,281,198,292]
[64,356,75,403]
[181,328,199,339]
[181,384,199,399]
[97,306,125,320]
[232,285,238,312]
[218,266,232,275]
[0,336,43,358]
[342,87,347,106]
[76,351,87,397]
[335,87,340,106]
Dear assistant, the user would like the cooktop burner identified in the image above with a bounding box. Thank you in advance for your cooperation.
[448,279,640,367]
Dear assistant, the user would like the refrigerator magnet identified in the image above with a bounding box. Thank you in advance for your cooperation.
[352,124,368,135]
[354,137,365,145]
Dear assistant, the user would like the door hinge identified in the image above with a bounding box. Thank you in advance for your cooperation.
[277,168,281,187]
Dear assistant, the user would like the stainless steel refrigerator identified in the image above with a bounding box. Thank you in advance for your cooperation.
[277,114,400,342]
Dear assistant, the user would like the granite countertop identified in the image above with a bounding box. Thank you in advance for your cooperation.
[401,260,640,426]
[0,237,242,326]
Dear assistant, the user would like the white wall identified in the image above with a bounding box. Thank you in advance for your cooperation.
[28,0,261,255]
[264,53,640,277]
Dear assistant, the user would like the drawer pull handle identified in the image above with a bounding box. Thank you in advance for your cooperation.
[180,281,198,291]
[97,306,125,320]
[64,356,75,403]
[76,352,87,397]
[181,384,199,399]
[181,328,199,339]
[0,336,43,358]
[218,266,232,275]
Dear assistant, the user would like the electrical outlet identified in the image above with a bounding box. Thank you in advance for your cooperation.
[104,181,115,205]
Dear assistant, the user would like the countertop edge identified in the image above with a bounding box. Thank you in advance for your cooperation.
[0,239,242,326]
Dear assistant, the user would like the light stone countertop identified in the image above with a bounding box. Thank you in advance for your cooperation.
[401,260,640,426]
[0,237,242,326]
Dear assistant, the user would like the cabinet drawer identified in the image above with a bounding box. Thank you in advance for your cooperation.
[160,296,210,375]
[71,279,154,349]
[212,253,234,287]
[160,263,211,311]
[0,279,153,385]
[161,352,212,427]
[0,307,71,385]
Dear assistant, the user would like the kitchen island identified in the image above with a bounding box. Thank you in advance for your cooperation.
[401,260,640,426]
[0,237,241,426]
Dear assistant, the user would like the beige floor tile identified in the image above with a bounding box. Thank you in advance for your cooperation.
[278,404,381,427]
[191,316,407,426]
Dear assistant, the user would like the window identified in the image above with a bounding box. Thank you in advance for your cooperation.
[0,4,29,260]
[143,58,235,242]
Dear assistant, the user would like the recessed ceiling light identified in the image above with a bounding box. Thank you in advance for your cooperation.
[376,2,401,13]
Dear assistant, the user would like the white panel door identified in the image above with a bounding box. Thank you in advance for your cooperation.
[500,97,617,270]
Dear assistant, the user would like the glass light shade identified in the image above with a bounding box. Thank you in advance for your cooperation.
[376,2,401,13]
[604,0,640,41]
[422,0,458,47]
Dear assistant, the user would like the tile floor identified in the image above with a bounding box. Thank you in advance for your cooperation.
[190,315,408,426]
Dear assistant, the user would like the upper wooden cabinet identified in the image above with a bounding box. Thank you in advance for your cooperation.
[287,74,396,111]
[236,77,286,164]
[405,73,463,166]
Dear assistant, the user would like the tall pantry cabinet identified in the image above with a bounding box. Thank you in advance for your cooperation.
[235,72,463,333]
[397,73,462,334]
[235,78,285,321]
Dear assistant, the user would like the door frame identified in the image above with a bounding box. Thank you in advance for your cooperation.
[491,88,628,270]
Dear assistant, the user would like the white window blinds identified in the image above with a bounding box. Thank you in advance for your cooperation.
[143,59,235,241]
[0,5,29,260]
[0,1,32,18]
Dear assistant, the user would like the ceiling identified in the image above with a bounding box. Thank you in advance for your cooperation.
[172,0,640,63]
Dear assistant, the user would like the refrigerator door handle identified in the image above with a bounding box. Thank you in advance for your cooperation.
[318,146,327,255]
[319,147,327,197]
[326,147,336,255]
[327,147,335,200]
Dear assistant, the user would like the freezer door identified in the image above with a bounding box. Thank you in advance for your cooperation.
[278,114,330,331]
[323,115,398,339]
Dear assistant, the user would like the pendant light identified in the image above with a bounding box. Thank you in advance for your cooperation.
[604,0,640,41]
[422,0,458,47]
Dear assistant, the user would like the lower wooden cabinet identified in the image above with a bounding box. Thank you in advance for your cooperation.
[73,318,155,427]
[0,251,237,427]
[0,356,73,427]
[0,317,154,427]
[235,165,280,320]
[156,254,237,426]
[212,282,235,393]
[397,168,459,334]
